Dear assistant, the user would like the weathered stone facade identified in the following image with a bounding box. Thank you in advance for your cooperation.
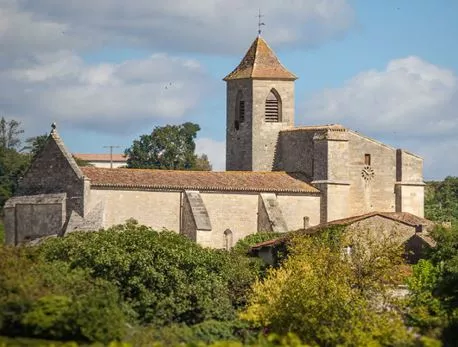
[3,35,425,249]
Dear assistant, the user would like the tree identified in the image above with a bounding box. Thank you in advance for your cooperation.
[22,134,48,159]
[195,154,212,171]
[241,228,416,346]
[0,117,24,150]
[37,223,261,327]
[125,122,212,170]
[425,177,458,224]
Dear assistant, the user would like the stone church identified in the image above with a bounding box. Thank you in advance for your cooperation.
[4,35,425,249]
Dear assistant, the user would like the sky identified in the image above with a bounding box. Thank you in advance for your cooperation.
[1,0,457,179]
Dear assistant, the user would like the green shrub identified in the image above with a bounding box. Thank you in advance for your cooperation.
[0,221,4,244]
[0,247,127,343]
[37,224,260,327]
[232,232,283,255]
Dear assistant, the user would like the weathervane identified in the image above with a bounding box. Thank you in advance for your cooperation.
[257,9,265,36]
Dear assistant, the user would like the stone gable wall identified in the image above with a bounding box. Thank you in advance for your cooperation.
[18,137,86,217]
[346,132,398,216]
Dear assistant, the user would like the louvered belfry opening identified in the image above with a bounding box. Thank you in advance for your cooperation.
[239,100,245,122]
[265,89,281,122]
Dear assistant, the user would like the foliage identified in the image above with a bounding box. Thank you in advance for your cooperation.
[0,147,31,208]
[71,156,93,167]
[0,247,127,343]
[125,122,211,170]
[0,118,24,150]
[195,153,212,171]
[128,320,258,346]
[37,224,260,327]
[232,232,283,255]
[0,221,4,244]
[425,177,458,224]
[405,259,447,339]
[22,134,48,160]
[241,228,416,346]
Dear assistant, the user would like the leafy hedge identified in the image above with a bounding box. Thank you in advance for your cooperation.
[37,224,261,327]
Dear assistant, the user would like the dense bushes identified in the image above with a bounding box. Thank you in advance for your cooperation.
[37,223,261,327]
[406,225,458,344]
[0,247,126,343]
[0,224,265,343]
[241,228,418,346]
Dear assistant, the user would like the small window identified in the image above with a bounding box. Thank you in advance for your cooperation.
[239,100,245,123]
[235,91,245,130]
[224,229,233,250]
[364,154,371,166]
[265,89,281,122]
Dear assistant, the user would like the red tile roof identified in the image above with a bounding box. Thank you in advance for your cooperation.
[251,212,434,250]
[81,167,319,193]
[223,36,297,81]
[73,153,127,162]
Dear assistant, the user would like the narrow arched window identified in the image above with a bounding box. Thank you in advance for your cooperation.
[235,91,245,130]
[265,89,281,122]
[224,229,233,250]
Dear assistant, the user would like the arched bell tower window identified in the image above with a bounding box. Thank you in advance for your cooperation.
[224,229,233,250]
[265,89,281,122]
[235,90,245,130]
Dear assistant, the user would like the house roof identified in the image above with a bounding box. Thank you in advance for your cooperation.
[223,36,297,81]
[73,153,127,162]
[80,167,319,193]
[251,211,434,250]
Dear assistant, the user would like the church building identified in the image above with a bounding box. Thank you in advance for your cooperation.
[4,35,425,249]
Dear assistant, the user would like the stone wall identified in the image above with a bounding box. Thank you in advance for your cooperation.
[17,131,87,217]
[395,150,425,217]
[346,131,398,216]
[276,193,321,230]
[345,215,417,244]
[226,79,295,172]
[180,192,197,241]
[257,193,288,232]
[89,189,181,231]
[251,79,295,171]
[226,79,253,170]
[4,193,66,245]
[274,130,315,175]
[197,192,259,248]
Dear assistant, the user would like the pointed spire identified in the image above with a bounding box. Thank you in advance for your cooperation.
[223,36,297,81]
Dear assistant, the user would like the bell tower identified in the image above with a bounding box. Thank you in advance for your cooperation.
[224,36,297,171]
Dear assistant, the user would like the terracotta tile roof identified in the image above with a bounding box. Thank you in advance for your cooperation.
[251,211,434,250]
[80,167,319,193]
[223,36,297,81]
[73,153,127,162]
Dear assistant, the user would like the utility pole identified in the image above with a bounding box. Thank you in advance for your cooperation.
[103,145,121,169]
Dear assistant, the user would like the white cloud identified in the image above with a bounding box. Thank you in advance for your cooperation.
[0,50,213,134]
[195,137,226,171]
[10,0,354,55]
[300,56,458,179]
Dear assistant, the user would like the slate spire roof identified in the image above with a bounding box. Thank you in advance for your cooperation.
[223,36,297,81]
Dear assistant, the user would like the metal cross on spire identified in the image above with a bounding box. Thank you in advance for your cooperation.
[257,9,265,36]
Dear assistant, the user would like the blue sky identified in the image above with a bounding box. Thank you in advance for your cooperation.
[1,0,457,179]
